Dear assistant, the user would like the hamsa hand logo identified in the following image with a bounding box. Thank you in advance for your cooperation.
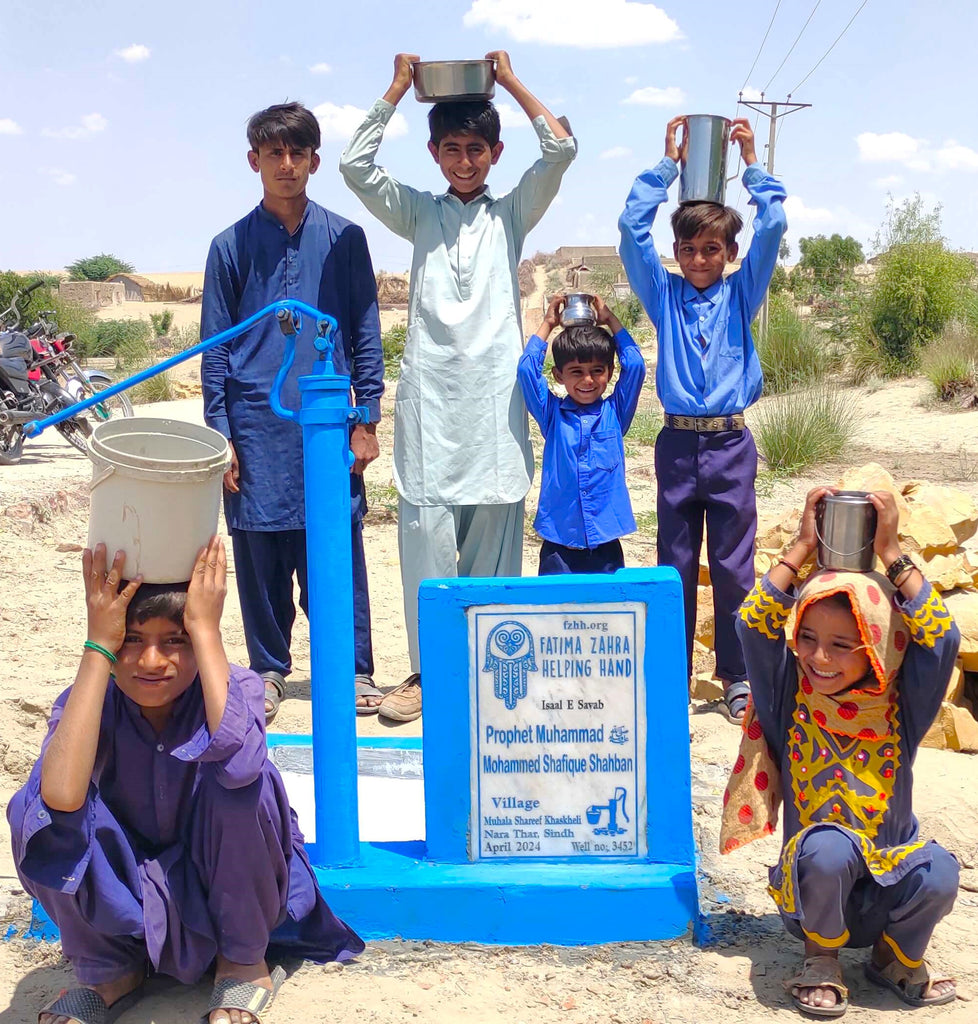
[484,620,536,710]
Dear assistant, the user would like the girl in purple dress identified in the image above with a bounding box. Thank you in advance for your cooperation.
[8,538,362,1024]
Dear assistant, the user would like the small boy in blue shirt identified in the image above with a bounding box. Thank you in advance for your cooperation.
[619,115,787,721]
[518,294,646,575]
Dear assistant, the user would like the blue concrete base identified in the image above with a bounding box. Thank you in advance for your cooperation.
[312,841,698,945]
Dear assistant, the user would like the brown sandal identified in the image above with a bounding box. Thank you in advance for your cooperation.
[784,955,849,1018]
[864,957,956,1006]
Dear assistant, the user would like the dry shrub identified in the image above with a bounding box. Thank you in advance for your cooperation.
[143,283,200,302]
[376,271,409,304]
[518,259,535,298]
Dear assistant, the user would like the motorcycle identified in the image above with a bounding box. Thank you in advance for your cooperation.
[0,281,110,465]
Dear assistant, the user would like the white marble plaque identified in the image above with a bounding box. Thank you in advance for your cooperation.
[468,603,647,860]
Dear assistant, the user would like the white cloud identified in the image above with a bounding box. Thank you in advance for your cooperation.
[0,118,23,135]
[495,102,530,129]
[783,195,837,228]
[600,145,633,160]
[873,174,903,190]
[624,76,639,85]
[622,85,684,107]
[935,140,978,172]
[309,62,332,75]
[42,112,108,139]
[116,43,150,63]
[856,131,929,171]
[463,0,681,48]
[44,167,76,186]
[314,102,408,142]
[740,85,762,101]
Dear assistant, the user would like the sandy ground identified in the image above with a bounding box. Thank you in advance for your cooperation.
[1,369,977,1024]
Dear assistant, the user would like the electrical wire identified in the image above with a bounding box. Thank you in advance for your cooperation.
[762,0,823,93]
[788,0,871,95]
[740,0,783,93]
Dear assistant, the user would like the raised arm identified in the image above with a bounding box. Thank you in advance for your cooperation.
[488,50,569,140]
[517,294,562,435]
[40,547,141,812]
[728,118,787,317]
[339,53,421,241]
[618,116,686,330]
[595,296,646,431]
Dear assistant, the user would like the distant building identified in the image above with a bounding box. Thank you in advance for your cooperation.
[58,281,125,311]
[106,273,156,301]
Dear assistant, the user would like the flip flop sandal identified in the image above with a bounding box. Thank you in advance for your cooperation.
[784,955,849,1018]
[720,680,751,724]
[864,957,956,1007]
[201,965,287,1024]
[261,672,286,725]
[39,982,145,1024]
[355,675,384,716]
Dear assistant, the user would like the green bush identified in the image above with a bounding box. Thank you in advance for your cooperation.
[627,407,661,446]
[756,293,835,394]
[150,310,174,337]
[66,253,134,281]
[171,322,201,351]
[921,329,978,401]
[753,388,859,474]
[382,322,406,380]
[769,264,790,296]
[130,370,174,404]
[92,319,152,365]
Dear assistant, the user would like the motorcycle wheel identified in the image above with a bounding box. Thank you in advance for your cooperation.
[83,375,134,421]
[55,415,93,455]
[0,425,25,465]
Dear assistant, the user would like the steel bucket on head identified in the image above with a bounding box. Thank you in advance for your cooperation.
[680,115,730,205]
[815,491,878,572]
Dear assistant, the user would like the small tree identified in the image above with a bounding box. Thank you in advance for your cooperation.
[796,234,865,294]
[67,253,135,281]
[778,238,791,263]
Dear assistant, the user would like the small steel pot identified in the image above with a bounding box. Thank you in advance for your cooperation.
[815,491,878,572]
[561,293,597,327]
[412,60,496,103]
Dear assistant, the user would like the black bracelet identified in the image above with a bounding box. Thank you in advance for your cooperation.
[885,554,916,585]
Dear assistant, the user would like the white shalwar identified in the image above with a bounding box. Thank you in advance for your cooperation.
[341,99,577,669]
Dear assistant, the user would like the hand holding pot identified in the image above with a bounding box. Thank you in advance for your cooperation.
[593,294,623,334]
[729,117,757,166]
[868,490,902,565]
[384,53,421,106]
[485,50,515,90]
[83,543,142,655]
[664,114,688,164]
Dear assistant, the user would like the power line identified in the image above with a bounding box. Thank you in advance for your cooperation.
[740,0,783,93]
[762,0,823,93]
[788,0,871,95]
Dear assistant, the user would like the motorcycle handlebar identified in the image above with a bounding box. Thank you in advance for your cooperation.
[24,280,44,296]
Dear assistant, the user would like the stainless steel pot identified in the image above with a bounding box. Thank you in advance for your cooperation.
[679,114,731,204]
[561,293,597,327]
[412,60,495,103]
[815,491,878,572]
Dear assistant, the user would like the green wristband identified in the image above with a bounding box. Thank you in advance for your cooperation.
[84,640,117,665]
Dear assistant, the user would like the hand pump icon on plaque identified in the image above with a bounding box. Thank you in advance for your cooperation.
[587,787,630,836]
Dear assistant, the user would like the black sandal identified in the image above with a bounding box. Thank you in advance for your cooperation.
[721,680,751,723]
[261,671,286,725]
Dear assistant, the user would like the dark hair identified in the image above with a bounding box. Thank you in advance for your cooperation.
[552,324,616,372]
[247,102,320,153]
[124,582,188,630]
[428,101,500,148]
[671,201,744,246]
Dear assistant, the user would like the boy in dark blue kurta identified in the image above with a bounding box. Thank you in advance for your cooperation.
[201,102,384,722]
[517,294,646,574]
[619,115,787,719]
[721,487,959,1016]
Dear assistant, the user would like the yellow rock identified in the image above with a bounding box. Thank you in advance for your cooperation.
[943,591,978,671]
[946,661,965,704]
[834,464,909,524]
[912,552,975,593]
[900,504,958,555]
[931,701,978,753]
[902,482,978,545]
[690,672,724,702]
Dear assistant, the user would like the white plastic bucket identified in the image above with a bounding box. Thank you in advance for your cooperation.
[87,417,230,583]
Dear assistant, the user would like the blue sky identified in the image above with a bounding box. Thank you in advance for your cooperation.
[2,0,977,274]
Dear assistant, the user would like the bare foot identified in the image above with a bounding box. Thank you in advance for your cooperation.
[209,954,273,1024]
[40,968,144,1024]
[793,981,842,1010]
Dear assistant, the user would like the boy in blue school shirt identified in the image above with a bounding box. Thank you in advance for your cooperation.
[619,115,787,721]
[518,294,646,575]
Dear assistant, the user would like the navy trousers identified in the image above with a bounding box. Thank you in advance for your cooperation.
[539,538,625,575]
[655,426,758,682]
[231,520,373,679]
[783,827,959,962]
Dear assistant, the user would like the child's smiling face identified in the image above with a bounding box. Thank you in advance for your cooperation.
[428,131,503,200]
[114,615,198,720]
[553,359,612,405]
[795,598,872,695]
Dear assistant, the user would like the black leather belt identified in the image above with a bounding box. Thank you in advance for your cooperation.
[663,413,745,432]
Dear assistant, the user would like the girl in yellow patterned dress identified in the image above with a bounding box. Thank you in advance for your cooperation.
[721,487,960,1017]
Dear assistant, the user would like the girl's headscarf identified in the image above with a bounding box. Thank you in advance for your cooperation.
[720,570,907,853]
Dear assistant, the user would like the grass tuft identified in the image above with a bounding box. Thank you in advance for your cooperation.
[753,388,860,474]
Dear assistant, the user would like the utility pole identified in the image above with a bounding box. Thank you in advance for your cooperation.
[738,95,811,342]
